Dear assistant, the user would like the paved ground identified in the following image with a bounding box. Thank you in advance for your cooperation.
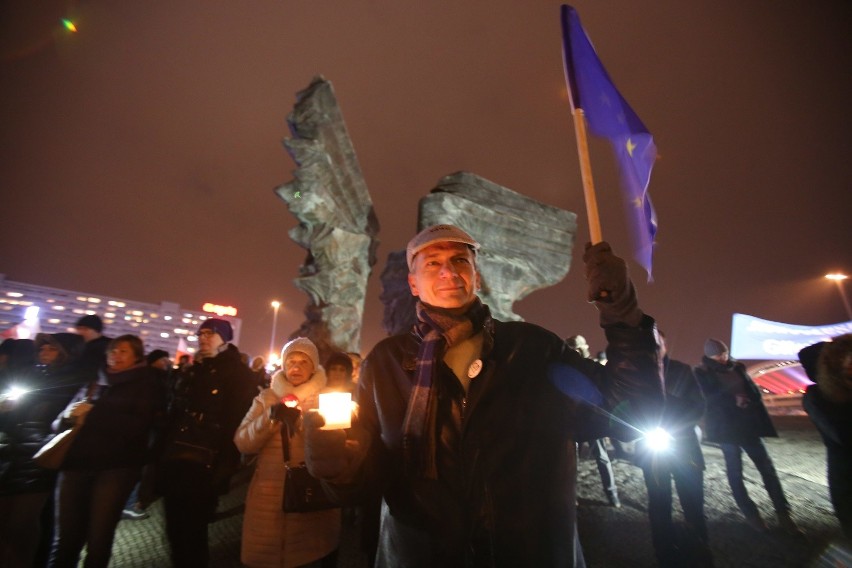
[106,414,851,567]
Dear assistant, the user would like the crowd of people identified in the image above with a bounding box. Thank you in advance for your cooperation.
[0,223,849,568]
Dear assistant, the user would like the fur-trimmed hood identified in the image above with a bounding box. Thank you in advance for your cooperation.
[816,333,852,404]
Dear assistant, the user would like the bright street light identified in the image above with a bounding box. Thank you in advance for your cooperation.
[269,300,281,363]
[825,273,852,320]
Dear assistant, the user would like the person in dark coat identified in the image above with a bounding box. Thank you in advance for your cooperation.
[48,334,166,568]
[158,318,258,567]
[0,333,83,567]
[637,333,711,567]
[302,224,664,567]
[75,315,111,383]
[800,334,852,541]
[567,334,622,509]
[694,338,800,535]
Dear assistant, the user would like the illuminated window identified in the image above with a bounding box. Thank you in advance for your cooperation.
[76,296,88,302]
[87,298,101,303]
[164,315,172,321]
[72,309,84,314]
[160,332,170,338]
[104,312,115,318]
[48,319,61,324]
[6,292,23,298]
[53,306,65,311]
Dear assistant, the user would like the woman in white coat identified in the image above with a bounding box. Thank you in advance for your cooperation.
[234,338,340,568]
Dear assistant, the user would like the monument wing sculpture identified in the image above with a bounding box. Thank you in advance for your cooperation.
[275,76,379,361]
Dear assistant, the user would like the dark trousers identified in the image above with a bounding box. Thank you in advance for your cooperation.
[642,454,707,566]
[720,439,789,518]
[48,467,139,568]
[589,438,618,498]
[161,461,219,568]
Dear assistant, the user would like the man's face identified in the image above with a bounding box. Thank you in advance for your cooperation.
[710,352,729,364]
[75,326,98,342]
[408,242,480,313]
[284,352,314,386]
[197,329,224,356]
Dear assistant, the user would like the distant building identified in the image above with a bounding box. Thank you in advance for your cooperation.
[0,274,241,358]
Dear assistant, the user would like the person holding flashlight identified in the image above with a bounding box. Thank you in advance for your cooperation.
[636,332,711,567]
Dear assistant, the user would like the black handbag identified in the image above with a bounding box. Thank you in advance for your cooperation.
[279,421,336,513]
[161,413,220,468]
[282,463,337,513]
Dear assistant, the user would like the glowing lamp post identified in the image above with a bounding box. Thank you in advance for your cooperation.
[825,273,852,320]
[269,300,281,363]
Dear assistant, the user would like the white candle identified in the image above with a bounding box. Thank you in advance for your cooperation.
[318,392,352,430]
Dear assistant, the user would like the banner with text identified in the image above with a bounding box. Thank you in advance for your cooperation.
[730,313,852,360]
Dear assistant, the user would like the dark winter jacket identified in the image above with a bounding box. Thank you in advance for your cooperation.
[161,343,257,493]
[636,357,706,469]
[0,361,84,494]
[336,316,662,567]
[800,337,852,536]
[78,335,111,382]
[58,363,167,471]
[694,356,776,444]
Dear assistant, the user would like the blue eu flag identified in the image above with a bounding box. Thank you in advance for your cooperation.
[561,4,657,280]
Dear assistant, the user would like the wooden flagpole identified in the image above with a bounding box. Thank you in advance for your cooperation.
[571,108,603,244]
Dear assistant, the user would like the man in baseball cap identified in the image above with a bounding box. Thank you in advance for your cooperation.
[304,223,664,566]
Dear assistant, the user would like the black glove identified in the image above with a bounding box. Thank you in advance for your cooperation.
[583,242,642,327]
[270,404,301,433]
[302,410,348,480]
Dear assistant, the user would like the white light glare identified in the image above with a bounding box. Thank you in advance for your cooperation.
[2,385,29,401]
[645,427,673,452]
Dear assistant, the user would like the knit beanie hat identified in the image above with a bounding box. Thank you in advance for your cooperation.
[280,337,320,371]
[75,314,104,333]
[704,338,729,358]
[146,349,170,365]
[198,318,233,342]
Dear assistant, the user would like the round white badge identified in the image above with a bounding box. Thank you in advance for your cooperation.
[468,359,483,379]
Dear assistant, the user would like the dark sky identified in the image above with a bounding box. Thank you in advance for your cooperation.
[2,0,851,364]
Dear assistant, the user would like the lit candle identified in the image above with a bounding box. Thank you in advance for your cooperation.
[318,392,352,430]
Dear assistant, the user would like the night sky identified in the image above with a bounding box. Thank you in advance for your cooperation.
[2,1,851,364]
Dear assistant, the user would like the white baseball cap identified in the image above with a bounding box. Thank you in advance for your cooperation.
[406,224,480,271]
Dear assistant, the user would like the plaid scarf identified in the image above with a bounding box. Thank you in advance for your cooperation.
[403,298,492,479]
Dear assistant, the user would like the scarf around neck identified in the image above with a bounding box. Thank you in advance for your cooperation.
[403,298,492,479]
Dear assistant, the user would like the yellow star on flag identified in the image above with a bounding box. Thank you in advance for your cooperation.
[626,137,636,157]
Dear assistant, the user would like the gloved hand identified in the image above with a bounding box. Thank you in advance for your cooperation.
[583,242,642,327]
[64,401,94,425]
[270,404,302,433]
[302,410,349,480]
